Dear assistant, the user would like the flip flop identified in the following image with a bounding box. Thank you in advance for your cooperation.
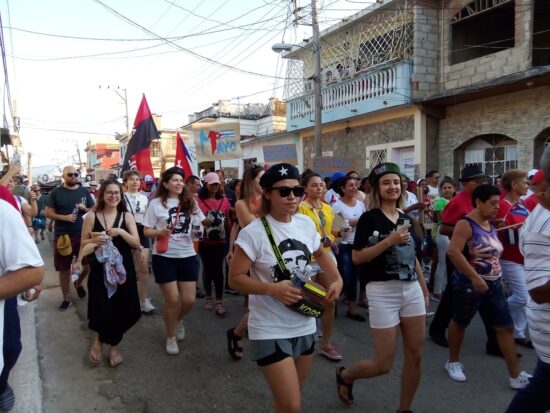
[226,328,243,361]
[336,366,354,406]
[89,341,102,365]
[109,352,123,368]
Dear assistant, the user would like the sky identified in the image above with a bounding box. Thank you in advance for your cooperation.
[0,0,373,167]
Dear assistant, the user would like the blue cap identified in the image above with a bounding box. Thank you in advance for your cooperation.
[331,172,345,182]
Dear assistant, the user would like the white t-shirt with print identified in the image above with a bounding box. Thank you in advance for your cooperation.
[331,199,365,244]
[123,192,148,224]
[0,200,44,372]
[143,197,204,258]
[235,214,321,340]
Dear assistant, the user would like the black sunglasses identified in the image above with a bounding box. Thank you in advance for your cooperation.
[271,185,305,197]
[66,173,79,177]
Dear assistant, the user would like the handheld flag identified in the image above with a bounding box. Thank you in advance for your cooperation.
[121,94,158,177]
[174,131,193,178]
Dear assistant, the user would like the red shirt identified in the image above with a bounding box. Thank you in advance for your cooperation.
[496,199,529,264]
[441,190,473,227]
[523,193,539,212]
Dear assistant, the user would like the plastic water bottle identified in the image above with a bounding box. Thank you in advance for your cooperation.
[368,230,380,245]
[17,288,36,306]
[291,264,315,289]
[72,204,79,216]
[342,219,350,242]
[70,255,80,282]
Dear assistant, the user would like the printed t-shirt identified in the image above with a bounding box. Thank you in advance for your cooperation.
[353,208,418,283]
[143,197,205,258]
[496,198,530,264]
[123,192,148,224]
[520,204,550,364]
[441,190,473,228]
[235,214,320,340]
[196,196,232,244]
[331,199,365,244]
[404,191,419,220]
[46,185,95,237]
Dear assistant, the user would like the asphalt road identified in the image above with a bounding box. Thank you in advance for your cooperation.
[31,239,537,413]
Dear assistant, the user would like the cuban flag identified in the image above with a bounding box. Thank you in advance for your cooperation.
[174,131,193,178]
[505,201,529,245]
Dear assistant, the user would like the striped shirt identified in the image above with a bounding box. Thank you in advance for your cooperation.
[520,204,550,364]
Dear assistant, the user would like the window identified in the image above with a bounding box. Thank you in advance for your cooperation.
[358,23,413,71]
[369,149,387,169]
[533,0,550,67]
[450,0,515,65]
[462,135,517,181]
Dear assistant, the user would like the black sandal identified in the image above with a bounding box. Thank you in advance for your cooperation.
[226,328,243,361]
[336,366,354,406]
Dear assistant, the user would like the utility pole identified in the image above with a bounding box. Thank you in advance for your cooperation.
[311,0,323,157]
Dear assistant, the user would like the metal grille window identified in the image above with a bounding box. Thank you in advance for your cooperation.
[369,149,387,169]
[463,135,517,181]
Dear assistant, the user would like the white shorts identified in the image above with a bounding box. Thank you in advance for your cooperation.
[366,280,426,329]
[309,249,337,275]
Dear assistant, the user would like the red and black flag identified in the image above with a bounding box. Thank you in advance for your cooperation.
[121,94,157,177]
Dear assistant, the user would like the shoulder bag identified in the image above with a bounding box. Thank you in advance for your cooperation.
[260,216,326,318]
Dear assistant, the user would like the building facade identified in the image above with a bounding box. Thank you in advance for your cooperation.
[282,0,550,180]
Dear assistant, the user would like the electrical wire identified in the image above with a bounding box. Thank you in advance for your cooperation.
[91,0,301,80]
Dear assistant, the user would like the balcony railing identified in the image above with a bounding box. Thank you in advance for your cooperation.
[287,60,412,131]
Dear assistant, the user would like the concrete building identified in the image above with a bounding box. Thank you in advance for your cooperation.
[184,98,290,177]
[84,138,120,181]
[282,0,550,180]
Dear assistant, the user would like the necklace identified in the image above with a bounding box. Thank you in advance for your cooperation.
[101,210,117,231]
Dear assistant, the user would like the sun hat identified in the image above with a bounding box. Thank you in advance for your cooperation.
[56,234,73,257]
[459,165,486,181]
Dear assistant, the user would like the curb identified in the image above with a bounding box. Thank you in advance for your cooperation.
[11,301,42,413]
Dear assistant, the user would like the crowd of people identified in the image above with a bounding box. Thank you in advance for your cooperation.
[1,147,550,412]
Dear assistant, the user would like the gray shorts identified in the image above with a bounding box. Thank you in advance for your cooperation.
[250,333,317,366]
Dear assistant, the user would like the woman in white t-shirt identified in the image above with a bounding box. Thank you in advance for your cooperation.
[229,163,342,413]
[332,175,366,321]
[123,170,154,315]
[143,167,207,356]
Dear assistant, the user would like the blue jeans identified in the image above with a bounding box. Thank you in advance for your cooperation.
[336,244,360,302]
[506,358,550,413]
[0,297,21,394]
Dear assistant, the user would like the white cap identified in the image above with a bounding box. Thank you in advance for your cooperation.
[528,169,538,178]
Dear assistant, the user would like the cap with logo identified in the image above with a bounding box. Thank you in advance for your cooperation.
[368,162,401,185]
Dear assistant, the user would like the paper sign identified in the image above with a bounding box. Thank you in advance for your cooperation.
[312,156,355,177]
[263,144,298,165]
[192,121,241,162]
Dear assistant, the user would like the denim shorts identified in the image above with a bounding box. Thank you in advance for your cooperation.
[152,254,199,284]
[451,272,513,329]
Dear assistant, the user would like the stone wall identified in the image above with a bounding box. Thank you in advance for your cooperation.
[412,0,440,98]
[440,0,534,91]
[303,115,415,176]
[438,86,550,177]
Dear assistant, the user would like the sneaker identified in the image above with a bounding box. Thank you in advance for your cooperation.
[166,337,179,355]
[141,297,155,314]
[319,346,343,361]
[58,300,71,311]
[445,361,466,382]
[0,385,15,412]
[176,320,186,341]
[509,371,531,390]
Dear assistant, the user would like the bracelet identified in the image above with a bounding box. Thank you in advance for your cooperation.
[27,225,32,228]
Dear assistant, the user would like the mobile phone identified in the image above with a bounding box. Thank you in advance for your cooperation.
[12,152,20,165]
[396,217,410,231]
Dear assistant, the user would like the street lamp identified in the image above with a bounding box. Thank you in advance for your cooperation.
[272,0,323,157]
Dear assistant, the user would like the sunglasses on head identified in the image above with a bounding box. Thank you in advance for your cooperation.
[271,185,305,197]
[66,173,79,177]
